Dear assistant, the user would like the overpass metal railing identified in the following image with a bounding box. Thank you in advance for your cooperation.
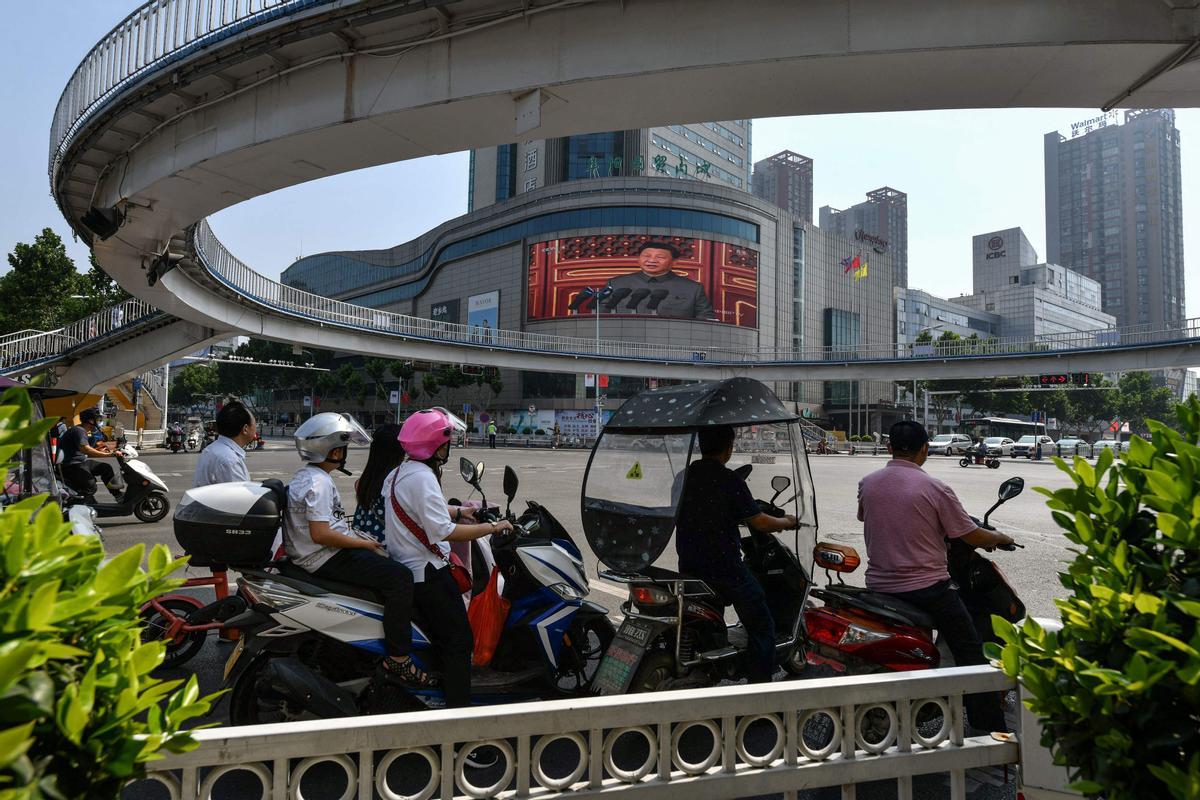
[127,666,1018,800]
[195,221,1200,366]
[0,298,161,373]
[49,0,346,178]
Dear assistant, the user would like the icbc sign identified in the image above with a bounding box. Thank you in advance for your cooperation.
[986,236,1006,261]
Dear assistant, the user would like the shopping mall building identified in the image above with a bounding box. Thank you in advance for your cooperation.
[282,176,900,434]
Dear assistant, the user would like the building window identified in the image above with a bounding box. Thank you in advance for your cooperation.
[495,143,518,202]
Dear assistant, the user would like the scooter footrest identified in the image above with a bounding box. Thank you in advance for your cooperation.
[698,646,737,661]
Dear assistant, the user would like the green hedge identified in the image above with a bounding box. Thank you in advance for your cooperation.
[0,387,218,799]
[990,395,1200,799]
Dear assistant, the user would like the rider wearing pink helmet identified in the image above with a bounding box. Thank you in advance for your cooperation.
[385,407,513,708]
[398,407,460,464]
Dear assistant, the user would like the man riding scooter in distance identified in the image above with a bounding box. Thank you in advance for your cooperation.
[59,407,125,502]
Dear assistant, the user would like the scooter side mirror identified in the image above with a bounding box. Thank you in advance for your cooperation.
[769,474,791,504]
[502,465,518,518]
[733,464,753,481]
[459,457,476,485]
[503,465,518,503]
[998,477,1024,501]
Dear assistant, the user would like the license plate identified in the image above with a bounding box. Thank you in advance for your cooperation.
[617,618,653,647]
[223,636,245,681]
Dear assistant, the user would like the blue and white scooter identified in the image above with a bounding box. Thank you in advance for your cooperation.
[175,459,613,724]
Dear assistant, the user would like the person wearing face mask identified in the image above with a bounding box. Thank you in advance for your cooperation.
[384,407,514,708]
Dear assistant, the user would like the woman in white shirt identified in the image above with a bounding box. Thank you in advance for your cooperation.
[386,408,513,707]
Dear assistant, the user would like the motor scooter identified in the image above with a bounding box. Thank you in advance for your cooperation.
[582,378,820,694]
[594,467,812,693]
[184,429,200,452]
[61,444,172,523]
[802,477,1026,674]
[959,451,1000,469]
[166,424,185,453]
[173,456,614,724]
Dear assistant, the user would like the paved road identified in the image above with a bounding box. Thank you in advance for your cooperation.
[120,441,1077,799]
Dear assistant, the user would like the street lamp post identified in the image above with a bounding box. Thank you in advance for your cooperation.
[573,285,613,439]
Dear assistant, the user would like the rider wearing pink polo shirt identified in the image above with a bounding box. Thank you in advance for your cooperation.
[858,420,1014,733]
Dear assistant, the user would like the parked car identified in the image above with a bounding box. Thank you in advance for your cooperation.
[982,436,1015,456]
[1012,435,1055,458]
[928,433,974,456]
[1093,439,1130,455]
[1055,437,1094,458]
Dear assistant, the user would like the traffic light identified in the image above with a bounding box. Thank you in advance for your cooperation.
[1071,372,1091,386]
[1038,374,1069,386]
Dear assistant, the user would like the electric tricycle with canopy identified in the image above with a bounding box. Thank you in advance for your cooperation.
[582,378,820,693]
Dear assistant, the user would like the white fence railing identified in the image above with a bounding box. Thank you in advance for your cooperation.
[129,666,1019,800]
[49,0,348,178]
[194,220,1200,366]
[0,298,161,373]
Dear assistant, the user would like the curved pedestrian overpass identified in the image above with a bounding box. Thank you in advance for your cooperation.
[47,0,1200,388]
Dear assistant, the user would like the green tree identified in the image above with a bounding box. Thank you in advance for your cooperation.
[0,229,90,332]
[1115,372,1175,434]
[170,363,218,407]
[992,396,1200,799]
[0,387,218,797]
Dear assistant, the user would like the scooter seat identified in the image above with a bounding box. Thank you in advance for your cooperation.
[817,585,936,630]
[274,560,384,605]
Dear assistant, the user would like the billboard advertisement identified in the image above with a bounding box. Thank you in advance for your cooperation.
[467,291,499,343]
[527,235,758,327]
[431,299,460,324]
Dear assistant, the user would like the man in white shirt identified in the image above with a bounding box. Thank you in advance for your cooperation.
[193,401,255,487]
[283,413,434,687]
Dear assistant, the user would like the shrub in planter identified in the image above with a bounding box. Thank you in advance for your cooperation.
[0,389,218,799]
[505,426,517,434]
[521,427,533,435]
[990,396,1200,799]
[534,429,546,436]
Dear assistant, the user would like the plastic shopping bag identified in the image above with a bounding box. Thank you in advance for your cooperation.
[467,568,510,667]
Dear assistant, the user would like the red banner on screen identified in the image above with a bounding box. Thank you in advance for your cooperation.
[527,235,757,328]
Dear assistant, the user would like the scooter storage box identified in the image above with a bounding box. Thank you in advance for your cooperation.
[173,480,284,567]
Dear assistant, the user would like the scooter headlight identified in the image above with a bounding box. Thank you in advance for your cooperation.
[548,582,584,600]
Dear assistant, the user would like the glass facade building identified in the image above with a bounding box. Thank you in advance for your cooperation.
[1044,109,1185,329]
[752,151,814,223]
[819,187,908,289]
[281,177,903,433]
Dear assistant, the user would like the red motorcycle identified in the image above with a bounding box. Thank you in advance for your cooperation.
[802,477,1026,673]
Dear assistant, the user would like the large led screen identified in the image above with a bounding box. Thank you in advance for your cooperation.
[527,235,758,327]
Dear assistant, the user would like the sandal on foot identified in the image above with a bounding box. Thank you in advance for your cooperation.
[381,657,438,688]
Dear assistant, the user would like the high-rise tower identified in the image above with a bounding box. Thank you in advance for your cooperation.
[468,121,752,212]
[751,150,814,223]
[819,187,908,288]
[1044,109,1185,328]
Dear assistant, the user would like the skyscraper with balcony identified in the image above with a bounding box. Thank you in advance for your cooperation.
[1044,109,1185,329]
[751,150,814,223]
[819,187,908,288]
[467,121,752,211]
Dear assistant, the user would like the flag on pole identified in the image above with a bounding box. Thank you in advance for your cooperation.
[854,261,869,281]
[841,252,862,274]
[1109,418,1120,432]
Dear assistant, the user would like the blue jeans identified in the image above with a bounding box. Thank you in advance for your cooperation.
[704,563,776,683]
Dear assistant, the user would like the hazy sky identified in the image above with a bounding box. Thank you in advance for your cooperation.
[5,3,1197,316]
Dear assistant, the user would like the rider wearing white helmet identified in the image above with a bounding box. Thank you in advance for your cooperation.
[282,412,432,686]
